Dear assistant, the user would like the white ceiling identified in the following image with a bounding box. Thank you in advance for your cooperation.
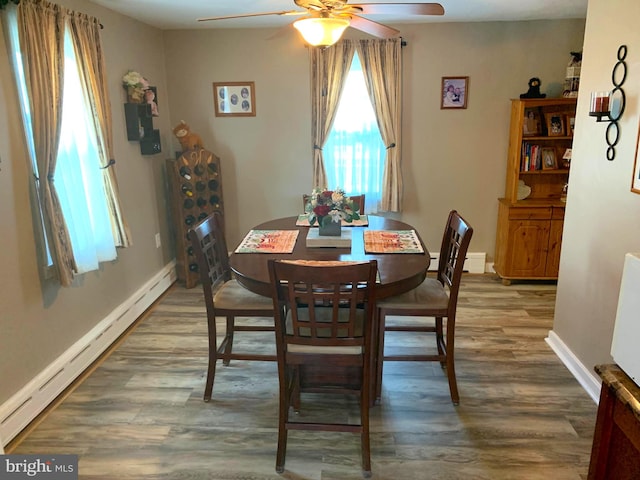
[88,0,588,30]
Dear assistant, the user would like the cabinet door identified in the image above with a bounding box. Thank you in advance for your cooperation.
[505,220,550,277]
[545,219,564,277]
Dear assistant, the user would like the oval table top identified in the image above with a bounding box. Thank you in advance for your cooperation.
[229,215,431,299]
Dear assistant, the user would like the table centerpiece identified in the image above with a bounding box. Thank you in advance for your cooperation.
[304,187,360,237]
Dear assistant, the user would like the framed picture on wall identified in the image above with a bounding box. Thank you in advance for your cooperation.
[441,76,469,109]
[213,81,256,117]
[523,108,542,136]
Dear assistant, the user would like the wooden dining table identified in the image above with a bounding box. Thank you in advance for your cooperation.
[229,215,432,405]
[229,215,431,299]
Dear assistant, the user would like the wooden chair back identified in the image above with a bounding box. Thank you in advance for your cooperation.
[437,210,474,311]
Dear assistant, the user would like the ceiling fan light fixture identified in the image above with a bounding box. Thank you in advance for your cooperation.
[293,17,350,47]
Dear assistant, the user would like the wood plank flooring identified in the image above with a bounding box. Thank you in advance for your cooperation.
[8,274,597,479]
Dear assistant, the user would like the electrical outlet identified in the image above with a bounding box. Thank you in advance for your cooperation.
[155,233,161,248]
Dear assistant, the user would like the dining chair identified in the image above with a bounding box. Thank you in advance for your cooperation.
[376,210,473,405]
[302,193,365,214]
[188,212,275,402]
[268,259,378,478]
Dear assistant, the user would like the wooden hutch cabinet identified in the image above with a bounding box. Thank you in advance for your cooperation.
[494,98,576,285]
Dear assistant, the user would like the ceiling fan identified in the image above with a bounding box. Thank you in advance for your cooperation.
[198,1,445,47]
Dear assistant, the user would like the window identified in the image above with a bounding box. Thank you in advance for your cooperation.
[6,5,120,279]
[323,52,385,214]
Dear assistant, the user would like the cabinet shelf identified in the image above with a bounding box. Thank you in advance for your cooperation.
[523,135,573,141]
[519,169,569,175]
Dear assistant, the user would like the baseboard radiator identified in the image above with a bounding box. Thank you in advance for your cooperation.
[429,252,487,274]
[0,261,177,448]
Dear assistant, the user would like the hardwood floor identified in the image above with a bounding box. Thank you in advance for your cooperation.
[8,274,597,479]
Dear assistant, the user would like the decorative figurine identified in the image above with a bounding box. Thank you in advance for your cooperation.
[520,77,546,99]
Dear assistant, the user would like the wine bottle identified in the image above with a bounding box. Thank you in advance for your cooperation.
[208,180,219,191]
[188,263,199,272]
[185,214,196,226]
[194,164,205,176]
[183,198,195,209]
[198,212,208,221]
[187,246,194,256]
[209,194,219,206]
[207,162,218,174]
[179,166,192,180]
[196,197,207,208]
[181,183,194,197]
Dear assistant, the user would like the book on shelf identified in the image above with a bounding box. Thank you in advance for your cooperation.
[521,142,542,172]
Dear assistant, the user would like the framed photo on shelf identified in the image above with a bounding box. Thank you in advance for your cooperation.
[523,108,542,136]
[546,113,565,136]
[566,114,576,136]
[213,81,256,117]
[441,76,469,109]
[541,147,558,170]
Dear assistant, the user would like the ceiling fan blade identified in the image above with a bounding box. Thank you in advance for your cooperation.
[346,3,444,16]
[348,14,400,38]
[197,10,305,22]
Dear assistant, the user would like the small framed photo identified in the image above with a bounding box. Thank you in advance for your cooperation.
[546,113,565,136]
[523,108,542,136]
[566,114,576,136]
[441,76,469,109]
[213,81,255,117]
[541,147,558,170]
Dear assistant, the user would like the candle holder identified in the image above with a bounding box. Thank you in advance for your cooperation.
[591,45,627,161]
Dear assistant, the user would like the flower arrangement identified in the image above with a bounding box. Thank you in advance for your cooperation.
[122,70,149,103]
[305,187,360,226]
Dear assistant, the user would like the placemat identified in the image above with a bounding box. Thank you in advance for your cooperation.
[296,214,369,227]
[364,230,424,254]
[235,230,299,253]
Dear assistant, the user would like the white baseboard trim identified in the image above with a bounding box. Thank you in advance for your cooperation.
[429,252,486,274]
[545,330,602,403]
[0,261,177,448]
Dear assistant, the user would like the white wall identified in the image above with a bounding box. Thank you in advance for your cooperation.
[552,0,640,389]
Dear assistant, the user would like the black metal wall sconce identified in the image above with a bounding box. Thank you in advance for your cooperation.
[588,45,627,161]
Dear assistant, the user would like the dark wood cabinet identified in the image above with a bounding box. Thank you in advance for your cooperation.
[589,364,640,479]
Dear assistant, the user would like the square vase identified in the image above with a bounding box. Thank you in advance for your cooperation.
[318,218,341,236]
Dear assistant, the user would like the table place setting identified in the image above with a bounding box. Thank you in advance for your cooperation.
[364,230,425,254]
[234,229,299,254]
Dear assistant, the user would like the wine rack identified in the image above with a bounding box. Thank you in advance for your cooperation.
[166,148,224,288]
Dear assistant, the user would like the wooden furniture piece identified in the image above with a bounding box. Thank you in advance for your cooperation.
[589,364,640,479]
[302,193,366,214]
[166,149,224,288]
[494,98,576,285]
[375,210,473,405]
[230,215,430,405]
[268,259,378,477]
[188,212,275,402]
[124,102,161,155]
[229,216,430,300]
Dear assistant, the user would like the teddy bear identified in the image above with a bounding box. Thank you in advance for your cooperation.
[520,77,546,99]
[173,121,203,152]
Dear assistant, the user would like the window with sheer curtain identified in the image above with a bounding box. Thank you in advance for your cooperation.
[5,1,129,285]
[323,52,385,214]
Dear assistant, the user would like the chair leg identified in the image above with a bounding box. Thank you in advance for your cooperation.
[375,310,386,403]
[204,317,218,402]
[445,318,459,405]
[435,317,446,368]
[361,374,372,477]
[222,316,235,366]
[276,367,291,474]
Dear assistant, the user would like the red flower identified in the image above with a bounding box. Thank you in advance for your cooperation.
[313,205,331,216]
